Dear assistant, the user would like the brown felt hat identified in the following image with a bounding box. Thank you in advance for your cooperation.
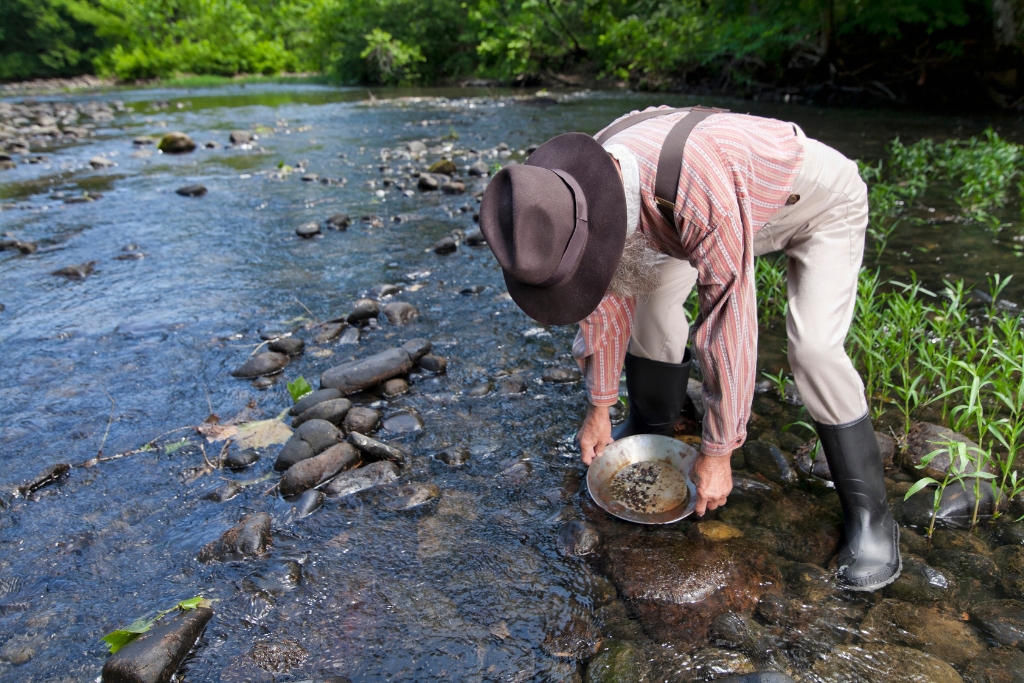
[479,132,627,325]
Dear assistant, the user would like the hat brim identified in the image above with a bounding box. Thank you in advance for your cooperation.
[504,132,626,326]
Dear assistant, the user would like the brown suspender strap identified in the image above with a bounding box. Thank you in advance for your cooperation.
[594,105,729,225]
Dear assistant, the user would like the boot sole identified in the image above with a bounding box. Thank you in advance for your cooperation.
[839,524,902,592]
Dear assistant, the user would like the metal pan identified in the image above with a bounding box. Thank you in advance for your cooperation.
[586,434,699,524]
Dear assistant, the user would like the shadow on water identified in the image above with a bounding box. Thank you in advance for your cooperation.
[1,85,1023,681]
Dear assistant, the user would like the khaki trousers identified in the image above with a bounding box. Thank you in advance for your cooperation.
[628,130,870,426]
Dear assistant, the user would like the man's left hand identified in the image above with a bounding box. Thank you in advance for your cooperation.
[692,453,733,516]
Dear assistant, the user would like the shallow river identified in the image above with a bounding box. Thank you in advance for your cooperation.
[1,85,1023,682]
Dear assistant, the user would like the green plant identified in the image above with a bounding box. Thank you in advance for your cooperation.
[102,596,206,654]
[761,369,789,399]
[359,27,425,84]
[905,440,993,537]
[287,376,313,403]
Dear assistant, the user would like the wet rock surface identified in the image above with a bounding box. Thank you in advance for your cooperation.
[324,460,399,498]
[274,419,342,470]
[905,422,989,479]
[971,600,1024,648]
[101,606,213,683]
[289,388,342,416]
[348,432,406,465]
[557,521,601,557]
[743,441,799,486]
[809,644,962,682]
[435,446,469,467]
[380,483,439,510]
[157,131,196,154]
[291,398,351,428]
[279,442,360,496]
[231,352,289,378]
[320,346,414,394]
[343,406,381,434]
[175,183,207,197]
[198,512,272,562]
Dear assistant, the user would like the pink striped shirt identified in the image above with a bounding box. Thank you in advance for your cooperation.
[572,107,803,456]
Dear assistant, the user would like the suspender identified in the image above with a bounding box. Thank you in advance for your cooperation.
[595,105,729,224]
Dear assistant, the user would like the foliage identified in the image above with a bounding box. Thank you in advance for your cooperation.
[0,0,107,80]
[102,596,207,654]
[359,28,424,85]
[287,375,313,403]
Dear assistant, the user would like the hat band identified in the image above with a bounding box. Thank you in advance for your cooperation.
[538,169,589,288]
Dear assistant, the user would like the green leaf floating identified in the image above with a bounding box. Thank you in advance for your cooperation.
[102,596,208,654]
[287,375,313,403]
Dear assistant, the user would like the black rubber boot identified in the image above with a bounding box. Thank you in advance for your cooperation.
[816,412,902,591]
[612,349,691,440]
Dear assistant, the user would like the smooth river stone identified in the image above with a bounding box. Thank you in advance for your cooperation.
[296,221,320,238]
[860,598,986,666]
[348,432,406,466]
[230,351,289,378]
[433,236,457,254]
[809,644,962,683]
[290,388,342,416]
[157,131,195,154]
[325,461,399,498]
[291,398,352,428]
[383,378,408,396]
[268,336,304,356]
[380,483,438,510]
[383,411,423,433]
[742,441,798,486]
[229,130,252,144]
[343,406,381,434]
[279,443,360,496]
[102,607,213,683]
[383,302,419,325]
[292,489,324,518]
[347,298,380,324]
[542,367,581,383]
[320,346,413,394]
[418,354,447,373]
[557,521,601,557]
[434,447,469,467]
[325,213,351,230]
[401,338,432,361]
[971,599,1024,648]
[295,419,342,453]
[224,449,259,469]
[604,535,782,649]
[198,512,272,562]
[174,183,206,197]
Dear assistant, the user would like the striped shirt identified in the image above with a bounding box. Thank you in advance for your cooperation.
[572,107,803,456]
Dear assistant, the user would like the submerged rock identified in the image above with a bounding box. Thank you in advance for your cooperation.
[899,480,1001,530]
[743,441,798,486]
[434,446,469,467]
[382,301,419,325]
[325,213,351,230]
[996,546,1024,599]
[962,647,1024,683]
[380,482,439,510]
[465,381,493,397]
[52,261,96,279]
[383,378,409,396]
[230,352,289,378]
[324,461,399,498]
[809,644,962,683]
[295,221,320,238]
[433,236,457,254]
[89,156,116,168]
[224,449,259,469]
[289,388,342,416]
[343,406,381,434]
[584,640,647,683]
[883,554,954,603]
[347,298,380,325]
[860,598,986,666]
[971,600,1024,648]
[279,443,360,496]
[175,184,206,197]
[291,398,351,428]
[542,367,581,383]
[292,489,324,518]
[320,346,413,394]
[349,432,407,465]
[497,375,527,394]
[101,606,214,683]
[557,521,601,557]
[382,410,423,433]
[17,463,71,497]
[198,512,272,562]
[268,337,304,356]
[203,481,243,502]
[229,130,252,144]
[157,132,196,154]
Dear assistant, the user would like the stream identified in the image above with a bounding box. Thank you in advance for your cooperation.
[2,84,1024,682]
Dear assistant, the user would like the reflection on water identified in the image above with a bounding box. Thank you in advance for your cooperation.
[1,85,1023,681]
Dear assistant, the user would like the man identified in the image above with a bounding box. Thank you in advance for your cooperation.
[478,106,901,592]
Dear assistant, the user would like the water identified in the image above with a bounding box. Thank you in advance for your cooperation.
[1,85,1023,681]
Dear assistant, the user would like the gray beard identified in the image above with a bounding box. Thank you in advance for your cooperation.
[606,230,661,301]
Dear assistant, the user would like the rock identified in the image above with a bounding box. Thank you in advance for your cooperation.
[962,647,1024,683]
[101,606,214,683]
[279,443,361,496]
[796,431,895,479]
[289,388,342,416]
[712,611,788,673]
[268,337,304,356]
[275,439,314,472]
[225,449,259,469]
[433,236,457,254]
[339,326,360,345]
[343,406,381,434]
[274,420,342,471]
[292,489,324,518]
[292,398,352,428]
[295,221,320,238]
[696,520,744,541]
[542,610,601,659]
[464,229,486,246]
[133,136,154,145]
[383,378,409,396]
[383,302,419,325]
[418,354,447,373]
[497,375,527,394]
[89,156,115,168]
[325,461,400,497]
[441,181,465,194]
[382,411,423,433]
[175,184,206,197]
[971,600,1024,648]
[434,447,469,467]
[407,140,427,154]
[906,422,990,479]
[325,213,351,230]
[157,132,196,154]
[585,641,647,683]
[348,432,406,465]
[417,174,439,191]
[347,298,380,324]
[810,644,962,683]
[743,441,799,486]
[203,481,243,502]
[468,160,490,177]
[996,546,1024,598]
[557,521,601,556]
[542,367,581,383]
[0,160,15,171]
[604,535,782,648]
[428,159,457,175]
[883,554,953,602]
[380,483,439,510]
[301,173,319,182]
[402,338,432,361]
[229,130,252,144]
[313,322,346,344]
[198,512,272,562]
[466,381,493,397]
[320,346,414,394]
[230,352,289,378]
[52,261,96,279]
[252,377,274,390]
[899,480,1001,529]
[460,285,486,295]
[16,463,71,497]
[860,598,986,666]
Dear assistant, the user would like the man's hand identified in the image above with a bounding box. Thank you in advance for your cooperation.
[577,404,614,466]
[692,453,733,516]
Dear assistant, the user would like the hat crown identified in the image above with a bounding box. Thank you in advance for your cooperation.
[481,165,577,286]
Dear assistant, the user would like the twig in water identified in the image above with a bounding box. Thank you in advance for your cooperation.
[98,389,116,457]
[248,339,270,358]
[203,383,213,416]
[293,297,320,323]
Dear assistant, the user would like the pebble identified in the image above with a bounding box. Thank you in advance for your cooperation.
[418,174,439,191]
[230,130,253,144]
[133,136,154,145]
[402,338,432,361]
[542,367,581,383]
[301,173,319,182]
[102,607,214,683]
[325,213,351,230]
[279,443,361,496]
[407,141,427,154]
[464,229,487,246]
[695,520,744,541]
[225,449,259,469]
[465,381,493,397]
[158,131,196,154]
[380,483,439,510]
[348,432,407,465]
[289,388,342,416]
[204,481,243,502]
[326,461,399,498]
[441,181,465,194]
[418,354,447,373]
[339,326,360,345]
[428,159,457,175]
[557,521,601,556]
[198,512,272,562]
[383,378,409,396]
[383,411,424,433]
[347,298,380,324]
[230,351,289,378]
[268,337,304,356]
[17,463,71,497]
[175,183,207,197]
[52,261,96,279]
[274,420,341,471]
[343,406,381,434]
[383,301,419,325]
[252,377,274,390]
[313,322,345,343]
[292,398,352,428]
[468,160,490,176]
[292,489,324,518]
[88,156,115,168]
[296,221,321,238]
[497,375,527,394]
[460,285,486,295]
[435,447,470,467]
[433,236,457,254]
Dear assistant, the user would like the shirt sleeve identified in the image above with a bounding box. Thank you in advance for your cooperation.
[573,293,636,406]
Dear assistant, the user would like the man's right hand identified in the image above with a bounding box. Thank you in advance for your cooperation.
[577,403,614,466]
